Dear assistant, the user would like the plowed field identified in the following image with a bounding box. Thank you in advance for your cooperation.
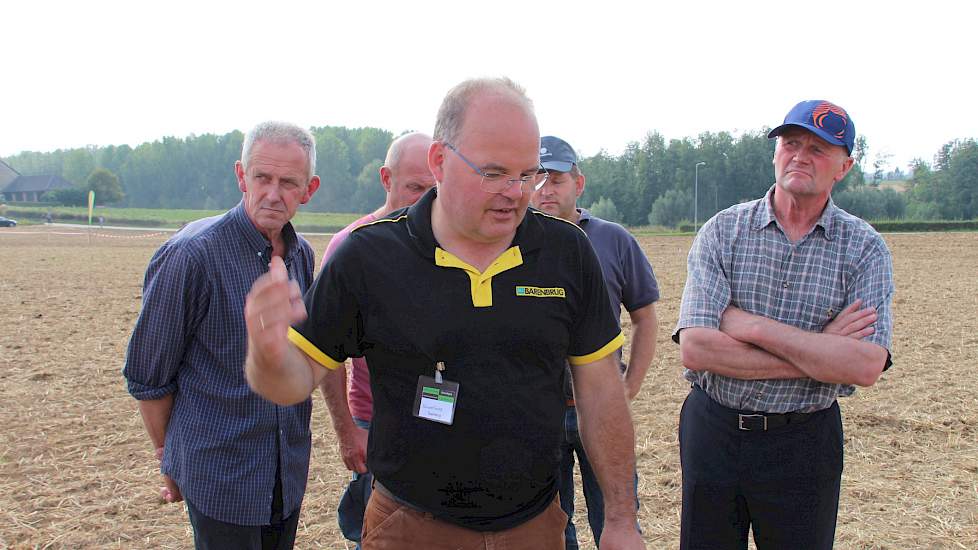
[1,227,975,549]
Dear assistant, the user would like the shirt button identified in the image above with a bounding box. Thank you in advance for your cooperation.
[783,281,790,288]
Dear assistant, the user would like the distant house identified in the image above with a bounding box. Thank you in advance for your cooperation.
[0,159,17,191]
[0,159,76,202]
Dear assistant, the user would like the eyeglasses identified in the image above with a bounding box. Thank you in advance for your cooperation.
[445,143,549,194]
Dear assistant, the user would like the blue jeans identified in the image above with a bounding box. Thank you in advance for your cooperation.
[337,417,373,550]
[558,406,640,550]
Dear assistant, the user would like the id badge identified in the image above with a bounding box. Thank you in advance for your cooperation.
[412,375,460,425]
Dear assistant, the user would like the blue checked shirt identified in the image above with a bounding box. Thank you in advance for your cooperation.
[123,202,316,526]
[674,186,894,413]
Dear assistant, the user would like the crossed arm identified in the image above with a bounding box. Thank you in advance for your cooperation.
[680,299,888,387]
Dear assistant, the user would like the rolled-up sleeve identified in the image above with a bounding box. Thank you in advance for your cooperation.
[850,234,895,368]
[123,243,206,400]
[673,217,731,343]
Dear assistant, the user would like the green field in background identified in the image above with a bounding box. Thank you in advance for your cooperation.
[1,204,361,231]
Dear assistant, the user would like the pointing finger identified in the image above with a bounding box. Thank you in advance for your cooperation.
[268,256,288,282]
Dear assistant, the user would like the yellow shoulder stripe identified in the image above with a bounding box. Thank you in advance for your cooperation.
[351,214,408,233]
[530,209,587,236]
[288,328,343,370]
[568,332,625,366]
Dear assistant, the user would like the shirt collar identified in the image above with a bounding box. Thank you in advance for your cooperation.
[577,208,591,226]
[753,185,838,241]
[407,187,545,260]
[230,201,301,260]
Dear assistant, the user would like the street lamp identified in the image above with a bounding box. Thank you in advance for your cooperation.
[717,152,728,212]
[694,161,706,230]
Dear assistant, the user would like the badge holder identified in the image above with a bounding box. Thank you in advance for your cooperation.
[413,361,460,425]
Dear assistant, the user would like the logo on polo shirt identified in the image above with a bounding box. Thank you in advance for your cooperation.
[515,286,566,298]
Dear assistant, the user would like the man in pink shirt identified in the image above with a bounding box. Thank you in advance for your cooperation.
[319,131,435,548]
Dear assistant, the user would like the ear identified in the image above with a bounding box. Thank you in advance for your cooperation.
[575,172,586,199]
[834,156,855,184]
[235,161,247,193]
[379,166,393,193]
[300,175,321,204]
[428,141,446,184]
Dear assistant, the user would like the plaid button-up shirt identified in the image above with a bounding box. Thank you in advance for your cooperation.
[674,186,894,413]
[124,202,316,525]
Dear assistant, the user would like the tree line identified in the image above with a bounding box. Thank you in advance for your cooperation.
[5,126,977,226]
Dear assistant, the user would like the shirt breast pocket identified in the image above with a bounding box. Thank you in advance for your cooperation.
[797,295,847,333]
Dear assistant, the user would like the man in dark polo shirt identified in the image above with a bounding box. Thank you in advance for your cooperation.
[243,77,646,550]
[532,135,659,549]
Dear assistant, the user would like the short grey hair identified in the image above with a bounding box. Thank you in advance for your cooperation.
[433,77,534,147]
[385,132,433,171]
[241,121,317,179]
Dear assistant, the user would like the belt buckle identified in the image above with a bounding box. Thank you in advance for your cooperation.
[738,413,767,431]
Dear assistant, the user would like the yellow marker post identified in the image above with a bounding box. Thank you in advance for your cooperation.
[87,190,95,244]
[87,190,95,225]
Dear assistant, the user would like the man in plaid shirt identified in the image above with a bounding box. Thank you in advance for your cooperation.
[673,100,894,550]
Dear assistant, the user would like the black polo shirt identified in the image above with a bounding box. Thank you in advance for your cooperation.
[289,188,623,531]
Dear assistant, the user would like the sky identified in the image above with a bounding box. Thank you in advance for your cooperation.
[3,0,975,173]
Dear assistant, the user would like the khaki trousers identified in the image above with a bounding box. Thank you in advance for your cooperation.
[361,486,566,550]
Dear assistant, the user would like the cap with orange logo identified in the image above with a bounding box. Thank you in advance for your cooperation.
[768,100,855,156]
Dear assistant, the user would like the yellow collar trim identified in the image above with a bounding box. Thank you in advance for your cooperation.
[434,246,523,307]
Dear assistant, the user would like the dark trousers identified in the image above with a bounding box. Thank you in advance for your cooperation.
[185,469,300,550]
[679,386,843,550]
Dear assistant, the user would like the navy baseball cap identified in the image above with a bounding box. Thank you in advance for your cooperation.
[768,100,856,156]
[540,136,577,172]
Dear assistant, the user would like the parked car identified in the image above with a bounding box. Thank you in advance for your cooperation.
[0,216,17,227]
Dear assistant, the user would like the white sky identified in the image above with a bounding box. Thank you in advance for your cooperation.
[2,0,974,172]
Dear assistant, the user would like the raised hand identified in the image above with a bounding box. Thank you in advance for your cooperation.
[244,256,307,368]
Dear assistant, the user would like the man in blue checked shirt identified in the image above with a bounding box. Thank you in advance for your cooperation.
[124,121,321,550]
[673,100,894,550]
